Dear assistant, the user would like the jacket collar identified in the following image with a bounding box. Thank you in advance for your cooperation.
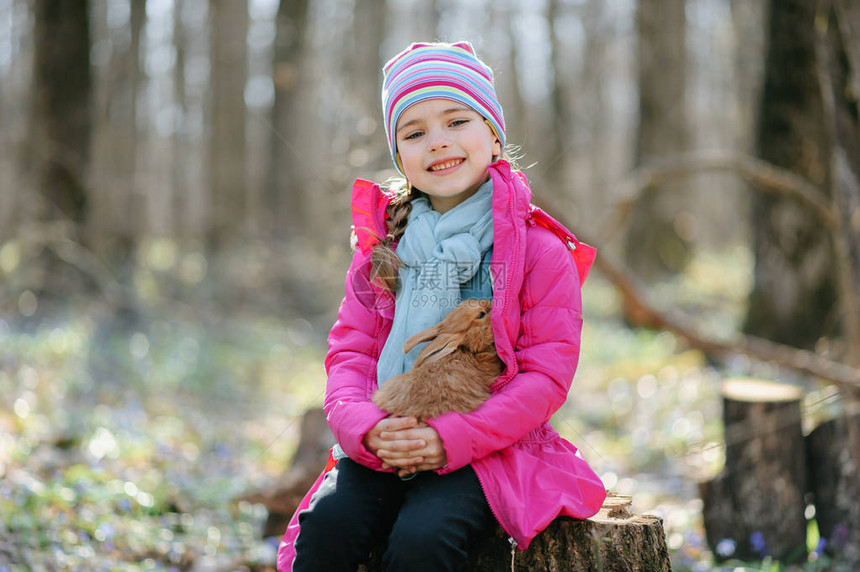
[350,160,595,285]
[487,159,533,223]
[350,160,528,254]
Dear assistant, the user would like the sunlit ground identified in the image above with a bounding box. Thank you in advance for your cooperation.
[0,243,840,571]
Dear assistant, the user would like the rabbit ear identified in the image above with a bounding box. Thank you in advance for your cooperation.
[412,333,460,368]
[402,324,441,355]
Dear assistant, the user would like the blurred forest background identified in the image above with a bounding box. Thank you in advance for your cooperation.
[1,0,859,570]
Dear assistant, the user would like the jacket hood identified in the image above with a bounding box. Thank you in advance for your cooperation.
[350,178,392,254]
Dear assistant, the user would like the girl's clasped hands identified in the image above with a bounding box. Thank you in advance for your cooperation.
[364,416,447,477]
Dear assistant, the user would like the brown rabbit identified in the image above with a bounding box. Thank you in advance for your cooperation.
[372,299,504,421]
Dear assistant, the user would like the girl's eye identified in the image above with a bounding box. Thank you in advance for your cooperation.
[450,119,469,127]
[403,130,423,141]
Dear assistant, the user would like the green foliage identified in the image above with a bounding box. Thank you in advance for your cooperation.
[0,250,329,569]
[0,242,837,570]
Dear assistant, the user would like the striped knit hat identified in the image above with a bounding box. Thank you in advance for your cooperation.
[382,41,506,175]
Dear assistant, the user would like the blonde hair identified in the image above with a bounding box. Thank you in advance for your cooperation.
[369,178,420,293]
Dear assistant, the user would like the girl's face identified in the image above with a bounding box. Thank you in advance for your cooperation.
[395,98,501,213]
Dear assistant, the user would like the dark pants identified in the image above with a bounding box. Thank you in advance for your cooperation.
[292,458,495,572]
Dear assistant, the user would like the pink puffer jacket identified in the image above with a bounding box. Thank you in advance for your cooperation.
[277,160,606,570]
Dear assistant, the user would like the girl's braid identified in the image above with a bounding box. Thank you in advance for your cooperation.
[370,184,417,293]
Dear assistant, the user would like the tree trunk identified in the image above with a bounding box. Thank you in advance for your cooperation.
[744,0,837,349]
[0,0,30,239]
[624,0,689,280]
[175,0,209,238]
[502,4,527,154]
[350,0,385,132]
[412,0,440,43]
[582,0,614,220]
[171,0,188,238]
[807,413,860,567]
[208,0,248,245]
[30,0,92,227]
[544,0,574,204]
[84,0,145,338]
[729,0,767,156]
[818,0,860,361]
[267,0,309,238]
[25,0,93,307]
[359,494,671,572]
[345,0,386,180]
[89,0,145,244]
[810,11,860,566]
[700,378,807,563]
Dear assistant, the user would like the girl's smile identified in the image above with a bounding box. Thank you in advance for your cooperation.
[427,158,465,172]
[395,99,501,213]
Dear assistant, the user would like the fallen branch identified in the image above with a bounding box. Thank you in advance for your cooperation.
[12,221,126,307]
[597,242,859,387]
[598,149,839,244]
[531,195,860,388]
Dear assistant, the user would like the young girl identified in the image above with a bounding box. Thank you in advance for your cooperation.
[277,41,606,571]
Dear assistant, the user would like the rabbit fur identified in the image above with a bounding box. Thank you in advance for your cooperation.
[372,299,504,422]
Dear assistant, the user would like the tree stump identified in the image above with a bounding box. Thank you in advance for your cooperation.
[358,494,672,571]
[807,412,860,567]
[241,408,335,537]
[699,378,807,562]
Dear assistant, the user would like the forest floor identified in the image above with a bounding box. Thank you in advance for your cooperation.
[0,242,839,571]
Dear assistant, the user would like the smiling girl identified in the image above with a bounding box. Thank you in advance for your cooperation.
[277,41,606,572]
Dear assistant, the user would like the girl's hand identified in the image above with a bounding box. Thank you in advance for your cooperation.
[364,416,422,468]
[364,417,448,477]
[388,424,447,477]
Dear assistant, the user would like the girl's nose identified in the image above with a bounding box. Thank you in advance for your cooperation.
[427,128,450,151]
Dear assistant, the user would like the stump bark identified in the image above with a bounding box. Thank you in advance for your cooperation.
[699,378,807,562]
[359,494,671,572]
[807,412,860,567]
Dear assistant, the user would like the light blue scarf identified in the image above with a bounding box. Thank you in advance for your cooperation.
[376,178,494,387]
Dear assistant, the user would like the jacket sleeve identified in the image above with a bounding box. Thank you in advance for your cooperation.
[427,236,584,473]
[323,250,390,470]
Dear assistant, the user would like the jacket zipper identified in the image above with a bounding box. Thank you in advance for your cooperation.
[493,174,521,391]
[472,462,522,549]
[495,182,524,546]
[472,171,525,548]
[509,536,518,570]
